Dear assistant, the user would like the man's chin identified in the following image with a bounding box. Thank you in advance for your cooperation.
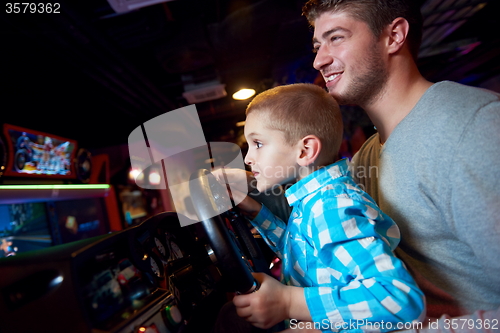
[327,89,349,105]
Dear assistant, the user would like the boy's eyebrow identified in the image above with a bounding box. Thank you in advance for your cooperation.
[312,27,348,44]
[246,132,259,138]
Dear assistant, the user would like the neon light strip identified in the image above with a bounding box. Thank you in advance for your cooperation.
[0,184,110,190]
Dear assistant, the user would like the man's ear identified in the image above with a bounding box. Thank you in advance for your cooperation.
[385,17,410,55]
[297,135,321,167]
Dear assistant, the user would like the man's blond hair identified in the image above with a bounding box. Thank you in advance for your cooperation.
[246,83,343,165]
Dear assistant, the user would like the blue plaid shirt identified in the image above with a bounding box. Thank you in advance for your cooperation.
[251,159,425,332]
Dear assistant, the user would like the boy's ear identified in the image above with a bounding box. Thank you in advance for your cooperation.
[297,135,321,167]
[385,17,410,55]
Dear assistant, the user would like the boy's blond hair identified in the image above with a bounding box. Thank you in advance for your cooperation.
[246,83,343,165]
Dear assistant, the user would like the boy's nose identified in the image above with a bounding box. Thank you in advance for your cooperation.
[244,152,253,166]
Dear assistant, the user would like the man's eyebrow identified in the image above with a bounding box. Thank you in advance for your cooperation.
[312,27,348,44]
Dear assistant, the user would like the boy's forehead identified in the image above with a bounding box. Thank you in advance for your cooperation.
[244,112,284,138]
[245,110,270,130]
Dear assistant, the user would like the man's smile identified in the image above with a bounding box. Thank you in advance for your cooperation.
[322,71,343,87]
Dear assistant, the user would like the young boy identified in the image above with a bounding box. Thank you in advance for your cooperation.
[223,83,424,332]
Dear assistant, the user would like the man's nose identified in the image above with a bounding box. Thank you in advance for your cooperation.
[313,46,333,71]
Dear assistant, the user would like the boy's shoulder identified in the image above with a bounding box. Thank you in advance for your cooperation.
[288,159,383,215]
[311,177,379,211]
[298,177,400,249]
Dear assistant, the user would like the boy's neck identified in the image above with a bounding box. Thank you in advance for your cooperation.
[296,159,337,181]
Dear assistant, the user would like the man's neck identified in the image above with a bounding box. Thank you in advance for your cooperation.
[362,62,433,144]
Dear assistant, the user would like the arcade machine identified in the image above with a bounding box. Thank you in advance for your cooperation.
[0,123,122,257]
[0,123,268,333]
[116,166,170,229]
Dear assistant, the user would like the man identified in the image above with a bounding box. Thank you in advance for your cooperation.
[302,0,500,332]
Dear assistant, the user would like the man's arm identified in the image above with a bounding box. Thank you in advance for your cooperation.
[450,102,500,295]
[430,101,500,333]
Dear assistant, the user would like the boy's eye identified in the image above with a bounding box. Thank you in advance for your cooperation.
[254,141,263,148]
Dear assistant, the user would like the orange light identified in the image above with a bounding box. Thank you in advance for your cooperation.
[149,170,161,185]
[232,88,255,100]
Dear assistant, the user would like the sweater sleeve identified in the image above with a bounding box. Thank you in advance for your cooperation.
[450,101,500,294]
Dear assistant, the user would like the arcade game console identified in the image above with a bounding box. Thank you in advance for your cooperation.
[0,123,278,333]
[0,171,274,333]
[0,123,122,259]
[0,211,226,333]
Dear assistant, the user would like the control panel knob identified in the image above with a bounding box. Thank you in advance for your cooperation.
[164,305,182,327]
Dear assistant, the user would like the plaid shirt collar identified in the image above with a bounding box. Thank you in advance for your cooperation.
[285,158,350,206]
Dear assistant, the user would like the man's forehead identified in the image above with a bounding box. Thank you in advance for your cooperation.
[313,26,350,43]
[312,11,365,39]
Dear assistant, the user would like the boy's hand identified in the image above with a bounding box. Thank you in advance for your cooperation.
[233,272,291,329]
[233,193,262,219]
[234,273,313,329]
[212,168,261,219]
[212,167,256,194]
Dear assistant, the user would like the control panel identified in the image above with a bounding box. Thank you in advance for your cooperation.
[0,212,225,333]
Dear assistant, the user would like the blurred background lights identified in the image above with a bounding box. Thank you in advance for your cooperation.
[129,168,142,181]
[148,170,161,186]
[232,88,255,100]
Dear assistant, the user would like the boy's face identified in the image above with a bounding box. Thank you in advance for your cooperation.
[244,111,300,192]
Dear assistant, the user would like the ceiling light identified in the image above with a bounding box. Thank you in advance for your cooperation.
[232,88,256,100]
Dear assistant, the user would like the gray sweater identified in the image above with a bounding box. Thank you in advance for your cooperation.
[351,81,500,329]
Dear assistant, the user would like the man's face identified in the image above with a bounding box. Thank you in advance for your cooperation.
[244,112,300,192]
[312,10,388,106]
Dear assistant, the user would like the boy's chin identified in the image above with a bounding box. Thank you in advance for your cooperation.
[256,176,296,193]
[256,181,285,194]
[256,183,270,193]
[256,180,276,193]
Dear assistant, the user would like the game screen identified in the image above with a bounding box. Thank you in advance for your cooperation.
[3,124,76,177]
[118,187,148,226]
[52,198,110,244]
[0,202,52,257]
